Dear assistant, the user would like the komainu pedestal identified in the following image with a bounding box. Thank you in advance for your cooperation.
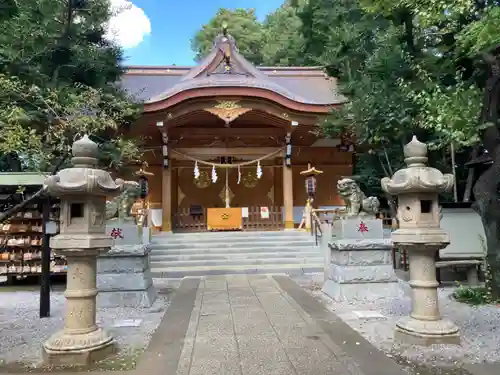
[97,221,157,308]
[322,216,401,301]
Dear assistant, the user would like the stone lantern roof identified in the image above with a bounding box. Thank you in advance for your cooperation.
[381,136,454,195]
[44,135,129,197]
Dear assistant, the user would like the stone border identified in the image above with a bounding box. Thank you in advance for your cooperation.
[465,363,500,375]
[273,275,407,375]
[135,278,200,375]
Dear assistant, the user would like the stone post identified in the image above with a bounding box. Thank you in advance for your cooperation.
[381,136,460,346]
[320,222,332,284]
[42,135,136,365]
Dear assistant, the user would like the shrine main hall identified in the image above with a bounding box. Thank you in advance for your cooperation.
[120,30,352,232]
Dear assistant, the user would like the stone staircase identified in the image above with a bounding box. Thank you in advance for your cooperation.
[149,231,322,279]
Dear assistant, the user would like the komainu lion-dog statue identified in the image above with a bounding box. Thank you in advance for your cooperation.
[336,178,380,216]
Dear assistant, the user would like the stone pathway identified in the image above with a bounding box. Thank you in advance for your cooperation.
[139,275,407,375]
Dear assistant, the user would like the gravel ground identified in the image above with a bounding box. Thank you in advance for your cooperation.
[293,274,500,372]
[0,284,173,368]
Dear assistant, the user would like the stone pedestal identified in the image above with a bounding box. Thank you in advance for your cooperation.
[322,217,401,301]
[97,244,156,307]
[43,250,116,365]
[394,244,460,345]
[97,222,157,308]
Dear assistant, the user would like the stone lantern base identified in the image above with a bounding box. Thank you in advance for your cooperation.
[42,328,116,366]
[395,316,460,346]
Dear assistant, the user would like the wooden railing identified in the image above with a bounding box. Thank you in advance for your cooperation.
[242,206,283,231]
[172,207,207,232]
[172,206,284,232]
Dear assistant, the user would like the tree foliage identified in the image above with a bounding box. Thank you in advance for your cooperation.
[191,8,264,64]
[191,3,308,66]
[261,2,306,66]
[0,0,143,173]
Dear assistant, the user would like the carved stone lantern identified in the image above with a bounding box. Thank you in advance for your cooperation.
[42,135,133,365]
[381,136,460,345]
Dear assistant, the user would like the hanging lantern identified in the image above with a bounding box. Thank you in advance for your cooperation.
[138,176,149,199]
[300,163,323,199]
[134,165,154,199]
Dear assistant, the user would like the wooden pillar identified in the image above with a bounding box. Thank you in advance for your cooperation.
[162,166,172,232]
[283,158,294,229]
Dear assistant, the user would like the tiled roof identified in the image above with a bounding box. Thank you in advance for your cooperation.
[119,32,346,107]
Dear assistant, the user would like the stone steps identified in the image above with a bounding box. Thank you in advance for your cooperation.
[152,256,323,268]
[151,244,318,255]
[150,251,320,261]
[154,230,309,239]
[149,240,315,250]
[150,263,323,279]
[150,230,322,279]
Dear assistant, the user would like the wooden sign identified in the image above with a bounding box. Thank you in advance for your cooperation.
[207,208,242,231]
[260,207,269,219]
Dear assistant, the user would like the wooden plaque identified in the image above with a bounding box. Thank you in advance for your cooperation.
[207,208,242,231]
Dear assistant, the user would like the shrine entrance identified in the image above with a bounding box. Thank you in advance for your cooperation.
[169,149,287,232]
[122,27,352,233]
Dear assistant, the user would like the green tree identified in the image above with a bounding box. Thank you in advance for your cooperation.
[261,1,306,66]
[299,0,482,215]
[361,0,500,299]
[0,0,142,171]
[191,8,264,64]
[299,0,423,214]
[0,0,143,221]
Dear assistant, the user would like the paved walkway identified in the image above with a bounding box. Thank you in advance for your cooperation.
[139,275,406,375]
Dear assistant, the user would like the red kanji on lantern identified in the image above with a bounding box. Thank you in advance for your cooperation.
[110,228,124,239]
[358,221,369,233]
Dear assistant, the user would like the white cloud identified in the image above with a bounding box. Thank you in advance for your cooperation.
[105,0,151,49]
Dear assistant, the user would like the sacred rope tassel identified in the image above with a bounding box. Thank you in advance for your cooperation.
[211,165,218,183]
[194,161,200,180]
[237,165,241,184]
[256,160,262,179]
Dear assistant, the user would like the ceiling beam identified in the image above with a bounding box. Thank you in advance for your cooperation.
[168,127,285,138]
[171,147,285,160]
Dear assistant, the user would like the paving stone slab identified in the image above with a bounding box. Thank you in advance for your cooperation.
[240,360,295,375]
[123,275,412,375]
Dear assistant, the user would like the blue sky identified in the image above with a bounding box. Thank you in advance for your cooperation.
[120,0,284,66]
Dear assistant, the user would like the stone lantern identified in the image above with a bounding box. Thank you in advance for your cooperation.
[42,135,134,365]
[381,136,460,345]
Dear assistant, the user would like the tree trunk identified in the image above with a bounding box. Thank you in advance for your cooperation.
[472,51,500,299]
[463,145,479,202]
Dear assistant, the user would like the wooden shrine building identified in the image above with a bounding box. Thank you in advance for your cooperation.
[120,29,352,232]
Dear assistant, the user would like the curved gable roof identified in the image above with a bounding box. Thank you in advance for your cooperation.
[120,32,347,110]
